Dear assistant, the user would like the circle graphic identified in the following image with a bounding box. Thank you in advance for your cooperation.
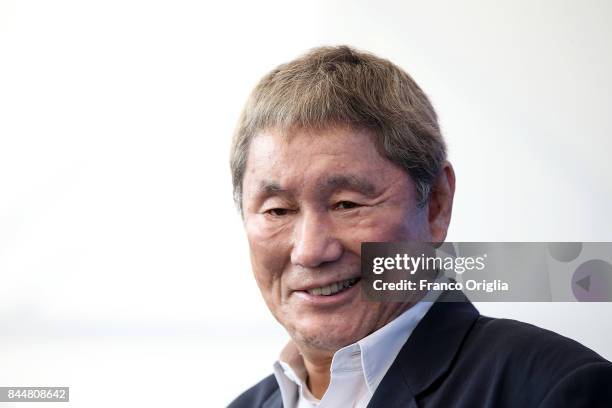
[572,259,612,301]
[548,242,582,262]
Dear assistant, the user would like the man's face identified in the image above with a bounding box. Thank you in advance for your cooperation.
[242,125,433,352]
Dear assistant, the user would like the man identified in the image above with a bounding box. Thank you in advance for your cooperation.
[228,46,612,407]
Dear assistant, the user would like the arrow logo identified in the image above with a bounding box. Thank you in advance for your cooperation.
[575,276,591,292]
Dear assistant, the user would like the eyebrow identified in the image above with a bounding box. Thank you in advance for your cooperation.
[258,181,286,195]
[256,174,377,198]
[324,174,377,196]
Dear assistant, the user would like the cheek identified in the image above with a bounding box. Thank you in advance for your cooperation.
[249,242,284,282]
[338,207,429,250]
[246,219,292,291]
[246,215,293,242]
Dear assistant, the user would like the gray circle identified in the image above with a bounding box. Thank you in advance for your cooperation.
[548,242,582,262]
[572,259,612,302]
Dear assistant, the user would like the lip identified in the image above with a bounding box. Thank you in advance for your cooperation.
[294,276,361,292]
[292,278,362,306]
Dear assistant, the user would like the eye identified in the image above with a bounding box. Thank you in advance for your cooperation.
[333,201,360,210]
[265,208,292,217]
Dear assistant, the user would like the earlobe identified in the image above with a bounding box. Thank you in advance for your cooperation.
[428,162,456,243]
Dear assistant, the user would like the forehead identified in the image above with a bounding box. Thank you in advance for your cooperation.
[242,125,410,195]
[249,125,382,163]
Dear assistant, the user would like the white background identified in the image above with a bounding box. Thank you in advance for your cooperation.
[1,0,611,406]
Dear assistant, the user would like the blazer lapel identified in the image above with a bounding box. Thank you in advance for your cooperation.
[367,291,479,408]
[262,388,283,408]
[366,362,418,408]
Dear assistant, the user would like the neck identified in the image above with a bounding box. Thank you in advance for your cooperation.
[290,300,419,399]
[301,348,334,399]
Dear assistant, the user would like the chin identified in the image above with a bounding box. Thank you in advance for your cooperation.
[290,321,367,352]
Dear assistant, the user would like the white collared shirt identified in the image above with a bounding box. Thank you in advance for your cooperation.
[272,289,442,408]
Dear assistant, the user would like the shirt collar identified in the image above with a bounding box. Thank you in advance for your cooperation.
[357,297,437,393]
[273,276,446,404]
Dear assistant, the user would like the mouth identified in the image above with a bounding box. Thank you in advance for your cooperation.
[306,277,360,296]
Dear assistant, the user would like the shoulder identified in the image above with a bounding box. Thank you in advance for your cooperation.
[459,314,612,404]
[227,374,279,408]
[468,315,608,369]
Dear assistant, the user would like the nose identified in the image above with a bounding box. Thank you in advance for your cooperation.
[291,212,343,268]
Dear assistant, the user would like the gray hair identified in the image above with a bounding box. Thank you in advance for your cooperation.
[230,45,446,212]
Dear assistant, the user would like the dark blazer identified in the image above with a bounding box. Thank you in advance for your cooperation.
[229,292,612,407]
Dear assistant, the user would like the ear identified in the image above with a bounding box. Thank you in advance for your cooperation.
[427,161,456,243]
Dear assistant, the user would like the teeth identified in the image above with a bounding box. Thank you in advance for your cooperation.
[307,278,359,296]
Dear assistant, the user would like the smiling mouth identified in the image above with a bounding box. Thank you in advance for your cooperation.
[306,277,360,296]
